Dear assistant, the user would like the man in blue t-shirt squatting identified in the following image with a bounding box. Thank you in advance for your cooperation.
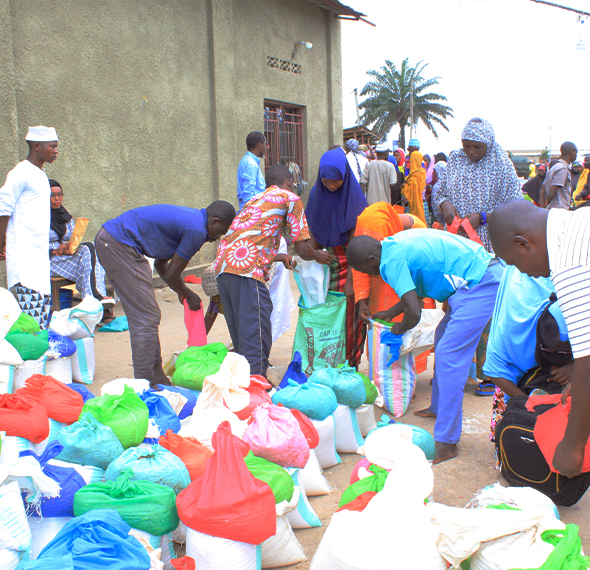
[95,201,236,388]
[346,229,504,465]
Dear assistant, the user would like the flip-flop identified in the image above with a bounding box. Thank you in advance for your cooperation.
[475,381,496,397]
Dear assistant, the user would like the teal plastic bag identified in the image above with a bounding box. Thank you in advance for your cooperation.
[293,291,347,376]
[97,316,129,333]
[105,444,190,495]
[511,524,590,569]
[309,363,366,409]
[272,379,337,421]
[19,509,151,570]
[56,412,124,469]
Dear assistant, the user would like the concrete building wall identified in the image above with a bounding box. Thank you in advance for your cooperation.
[0,0,342,279]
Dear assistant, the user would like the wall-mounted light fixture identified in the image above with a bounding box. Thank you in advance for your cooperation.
[291,41,313,61]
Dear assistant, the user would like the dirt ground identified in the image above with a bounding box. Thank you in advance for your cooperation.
[91,276,590,568]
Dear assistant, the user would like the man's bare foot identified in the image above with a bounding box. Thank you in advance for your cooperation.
[414,407,437,419]
[432,442,458,465]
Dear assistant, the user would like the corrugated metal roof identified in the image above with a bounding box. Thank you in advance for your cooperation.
[302,0,374,25]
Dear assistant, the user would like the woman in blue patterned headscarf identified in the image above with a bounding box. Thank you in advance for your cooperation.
[433,117,521,253]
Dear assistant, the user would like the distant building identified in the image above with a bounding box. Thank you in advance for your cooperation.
[0,0,367,269]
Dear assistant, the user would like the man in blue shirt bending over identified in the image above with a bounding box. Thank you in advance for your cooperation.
[95,201,236,387]
[347,230,504,464]
[237,131,268,210]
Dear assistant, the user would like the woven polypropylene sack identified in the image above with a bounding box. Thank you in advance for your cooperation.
[299,449,331,496]
[81,386,149,449]
[0,481,31,565]
[260,514,306,568]
[368,321,416,417]
[186,528,261,570]
[333,404,364,453]
[73,471,178,536]
[105,444,190,495]
[71,337,95,385]
[356,404,377,438]
[310,415,340,469]
[12,356,47,391]
[45,357,73,384]
[28,516,72,559]
[0,364,15,395]
[285,468,322,529]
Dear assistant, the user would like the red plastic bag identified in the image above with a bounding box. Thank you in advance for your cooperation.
[183,300,207,347]
[335,491,377,513]
[159,430,213,480]
[171,557,195,570]
[16,374,83,424]
[0,393,50,443]
[447,216,484,246]
[534,396,590,473]
[176,421,276,545]
[290,409,319,449]
[232,375,272,421]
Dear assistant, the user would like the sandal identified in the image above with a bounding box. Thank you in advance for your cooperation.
[475,380,496,397]
[100,309,116,324]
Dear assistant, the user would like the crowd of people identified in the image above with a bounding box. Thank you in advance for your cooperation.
[1,120,590,479]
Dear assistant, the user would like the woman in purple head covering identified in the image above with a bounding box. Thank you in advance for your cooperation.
[306,148,368,368]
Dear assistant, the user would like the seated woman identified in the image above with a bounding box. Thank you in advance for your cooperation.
[484,266,573,441]
[352,201,434,374]
[49,179,115,319]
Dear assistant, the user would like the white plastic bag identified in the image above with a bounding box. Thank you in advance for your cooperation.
[269,237,296,343]
[45,356,73,384]
[293,258,329,307]
[311,415,340,469]
[100,377,150,396]
[333,404,364,453]
[311,441,445,570]
[179,355,246,450]
[49,296,103,340]
[0,288,22,343]
[355,404,377,438]
[299,449,331,496]
[186,528,260,570]
[400,308,445,356]
[158,389,188,416]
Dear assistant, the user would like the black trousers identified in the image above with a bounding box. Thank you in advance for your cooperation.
[216,272,273,376]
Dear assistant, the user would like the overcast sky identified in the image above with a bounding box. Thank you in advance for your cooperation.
[340,0,589,158]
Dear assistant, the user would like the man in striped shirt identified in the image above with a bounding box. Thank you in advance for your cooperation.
[489,199,590,477]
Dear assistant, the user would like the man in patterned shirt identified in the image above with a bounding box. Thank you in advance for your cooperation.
[215,164,330,376]
[490,199,590,477]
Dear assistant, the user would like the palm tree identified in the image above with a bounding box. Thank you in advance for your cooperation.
[359,58,453,149]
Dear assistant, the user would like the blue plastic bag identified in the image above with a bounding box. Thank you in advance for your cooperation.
[272,379,338,421]
[47,331,77,357]
[279,351,307,389]
[66,383,95,403]
[25,509,150,570]
[56,412,124,470]
[18,555,74,570]
[139,391,181,443]
[380,330,403,366]
[309,363,366,408]
[105,444,190,495]
[20,441,86,517]
[156,384,199,420]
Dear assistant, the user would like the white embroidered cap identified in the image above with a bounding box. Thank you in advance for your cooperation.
[25,126,58,142]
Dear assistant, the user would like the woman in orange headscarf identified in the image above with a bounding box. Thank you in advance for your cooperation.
[402,151,427,224]
[352,201,433,373]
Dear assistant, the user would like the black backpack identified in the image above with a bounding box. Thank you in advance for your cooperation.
[495,395,590,506]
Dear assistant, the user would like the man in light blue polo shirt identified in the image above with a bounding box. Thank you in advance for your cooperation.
[96,201,235,387]
[237,131,268,209]
[347,230,504,464]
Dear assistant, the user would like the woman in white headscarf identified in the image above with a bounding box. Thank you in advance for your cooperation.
[433,117,522,253]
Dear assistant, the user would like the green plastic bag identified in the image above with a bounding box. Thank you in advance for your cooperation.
[512,524,590,570]
[338,465,389,508]
[293,291,347,377]
[73,470,179,536]
[5,329,48,360]
[358,371,378,405]
[171,342,228,391]
[8,312,41,334]
[244,451,294,505]
[81,386,149,449]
